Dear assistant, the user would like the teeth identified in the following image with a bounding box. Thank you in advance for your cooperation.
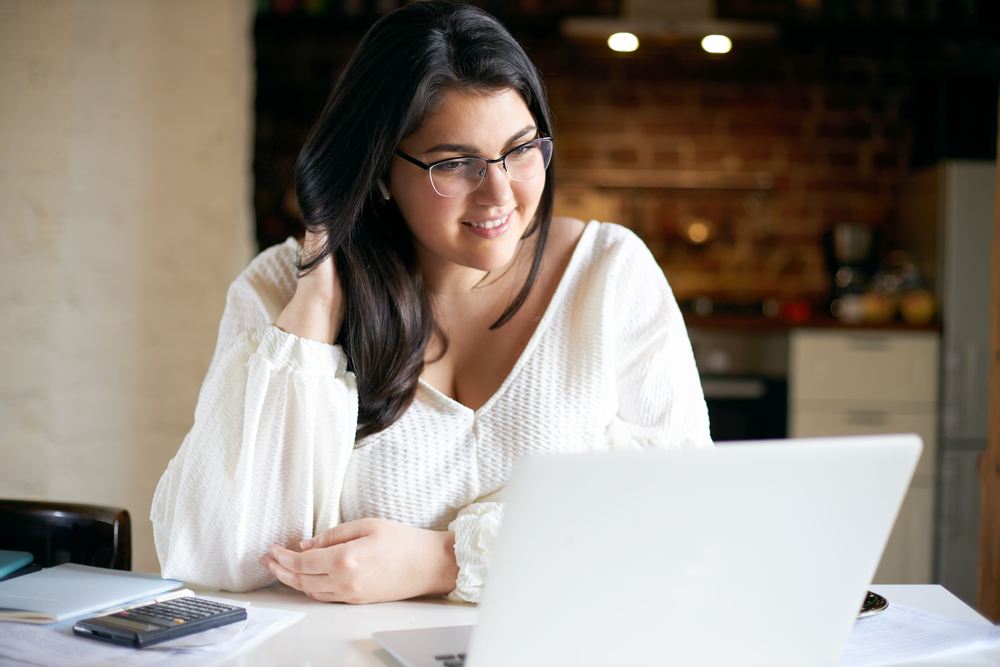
[468,216,507,229]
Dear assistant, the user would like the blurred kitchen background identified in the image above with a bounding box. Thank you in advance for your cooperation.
[251,0,997,604]
[0,0,996,607]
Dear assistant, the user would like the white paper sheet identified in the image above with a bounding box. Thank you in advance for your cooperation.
[0,596,304,667]
[836,603,999,667]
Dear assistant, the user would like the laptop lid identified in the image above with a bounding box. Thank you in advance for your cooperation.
[462,434,921,667]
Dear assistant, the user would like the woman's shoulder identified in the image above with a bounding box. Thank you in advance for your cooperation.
[230,236,301,308]
[590,219,647,249]
[553,218,652,264]
[245,236,299,275]
[247,236,300,271]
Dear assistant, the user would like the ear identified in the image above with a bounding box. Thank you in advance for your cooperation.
[376,178,391,202]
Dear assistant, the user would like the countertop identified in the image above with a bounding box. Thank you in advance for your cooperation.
[683,312,942,332]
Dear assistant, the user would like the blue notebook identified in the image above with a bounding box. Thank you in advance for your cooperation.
[0,550,33,579]
[0,563,182,624]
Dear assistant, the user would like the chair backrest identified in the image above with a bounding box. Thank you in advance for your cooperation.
[0,499,131,571]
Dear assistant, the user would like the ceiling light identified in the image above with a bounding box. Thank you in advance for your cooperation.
[608,32,639,52]
[701,34,732,53]
[562,0,776,44]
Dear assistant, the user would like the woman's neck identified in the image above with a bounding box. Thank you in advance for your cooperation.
[417,238,533,303]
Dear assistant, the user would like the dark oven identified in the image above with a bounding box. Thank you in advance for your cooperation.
[687,328,789,443]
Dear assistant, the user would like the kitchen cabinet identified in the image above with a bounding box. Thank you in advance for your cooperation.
[788,328,940,584]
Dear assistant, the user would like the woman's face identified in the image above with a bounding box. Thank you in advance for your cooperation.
[388,87,545,282]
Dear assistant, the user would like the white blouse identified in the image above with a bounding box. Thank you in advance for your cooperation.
[151,221,712,600]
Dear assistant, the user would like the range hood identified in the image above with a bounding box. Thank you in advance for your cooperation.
[561,0,777,42]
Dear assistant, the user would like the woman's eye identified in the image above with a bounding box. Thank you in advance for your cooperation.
[437,159,471,172]
[509,143,537,157]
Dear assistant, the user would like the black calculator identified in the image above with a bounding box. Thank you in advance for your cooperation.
[73,596,248,648]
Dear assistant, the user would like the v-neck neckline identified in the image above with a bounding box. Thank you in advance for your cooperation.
[417,220,599,417]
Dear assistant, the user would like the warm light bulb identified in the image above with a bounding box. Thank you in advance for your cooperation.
[608,32,639,53]
[701,34,732,54]
[683,217,715,245]
[687,222,710,244]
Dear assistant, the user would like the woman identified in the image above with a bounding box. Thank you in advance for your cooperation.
[151,0,711,605]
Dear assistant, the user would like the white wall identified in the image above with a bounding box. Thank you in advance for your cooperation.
[0,0,256,573]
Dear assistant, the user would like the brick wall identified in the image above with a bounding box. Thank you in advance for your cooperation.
[251,10,925,309]
[548,76,911,304]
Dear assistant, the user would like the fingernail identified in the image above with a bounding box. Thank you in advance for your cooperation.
[301,538,316,550]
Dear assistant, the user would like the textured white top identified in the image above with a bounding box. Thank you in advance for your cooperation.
[151,221,712,599]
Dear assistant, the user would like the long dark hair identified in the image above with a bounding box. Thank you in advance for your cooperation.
[295,1,555,440]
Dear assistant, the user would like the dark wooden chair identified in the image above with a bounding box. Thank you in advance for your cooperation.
[0,499,131,571]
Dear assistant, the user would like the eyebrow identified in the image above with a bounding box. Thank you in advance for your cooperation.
[423,125,538,156]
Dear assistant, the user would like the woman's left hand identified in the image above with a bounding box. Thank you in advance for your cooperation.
[260,518,459,604]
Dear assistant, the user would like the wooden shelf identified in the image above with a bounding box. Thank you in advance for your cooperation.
[558,168,774,191]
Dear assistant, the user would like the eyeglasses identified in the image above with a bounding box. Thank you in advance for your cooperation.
[394,137,553,197]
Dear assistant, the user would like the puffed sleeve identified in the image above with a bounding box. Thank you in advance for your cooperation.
[606,229,713,451]
[150,238,359,592]
[446,499,504,603]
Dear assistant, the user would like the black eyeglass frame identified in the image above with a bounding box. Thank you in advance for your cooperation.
[393,137,553,197]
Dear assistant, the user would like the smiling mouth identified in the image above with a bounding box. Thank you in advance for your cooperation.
[464,212,512,230]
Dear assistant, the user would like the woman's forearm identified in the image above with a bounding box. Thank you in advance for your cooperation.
[275,234,344,345]
[151,326,358,592]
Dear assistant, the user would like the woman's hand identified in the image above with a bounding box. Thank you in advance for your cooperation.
[274,230,346,345]
[260,518,459,604]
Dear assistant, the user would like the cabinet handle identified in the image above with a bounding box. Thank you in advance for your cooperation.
[845,336,889,351]
[700,378,766,400]
[964,341,977,435]
[844,410,889,426]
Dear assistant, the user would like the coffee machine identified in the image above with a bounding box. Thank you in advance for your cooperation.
[823,222,881,301]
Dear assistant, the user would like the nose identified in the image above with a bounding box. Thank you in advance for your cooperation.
[473,160,513,207]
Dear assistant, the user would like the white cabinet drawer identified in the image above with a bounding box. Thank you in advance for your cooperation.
[789,330,939,403]
[789,411,937,477]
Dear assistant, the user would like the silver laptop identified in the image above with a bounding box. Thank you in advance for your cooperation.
[374,434,921,667]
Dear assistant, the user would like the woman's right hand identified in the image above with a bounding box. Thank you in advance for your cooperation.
[274,230,346,345]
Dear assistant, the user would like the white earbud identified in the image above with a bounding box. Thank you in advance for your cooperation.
[376,178,391,201]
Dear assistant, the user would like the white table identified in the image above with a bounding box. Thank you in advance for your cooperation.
[201,583,998,666]
[199,584,476,667]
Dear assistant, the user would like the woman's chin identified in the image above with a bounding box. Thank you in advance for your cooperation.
[463,252,519,274]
